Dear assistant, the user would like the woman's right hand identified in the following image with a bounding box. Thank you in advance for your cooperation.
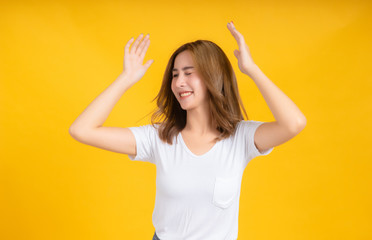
[122,33,154,84]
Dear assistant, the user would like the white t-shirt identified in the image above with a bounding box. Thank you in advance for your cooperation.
[128,120,274,240]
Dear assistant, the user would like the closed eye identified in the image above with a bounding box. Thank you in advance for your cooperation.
[173,73,191,78]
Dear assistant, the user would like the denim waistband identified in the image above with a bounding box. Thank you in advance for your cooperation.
[152,231,160,240]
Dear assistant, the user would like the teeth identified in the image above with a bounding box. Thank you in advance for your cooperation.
[180,92,192,97]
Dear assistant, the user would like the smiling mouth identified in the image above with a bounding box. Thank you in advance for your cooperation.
[179,92,193,98]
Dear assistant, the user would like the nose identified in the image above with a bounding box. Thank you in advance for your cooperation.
[174,73,187,88]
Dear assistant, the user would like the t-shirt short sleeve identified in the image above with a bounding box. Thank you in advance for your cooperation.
[240,120,274,167]
[127,124,156,164]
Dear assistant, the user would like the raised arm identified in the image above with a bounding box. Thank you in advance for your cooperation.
[227,21,306,153]
[69,33,154,155]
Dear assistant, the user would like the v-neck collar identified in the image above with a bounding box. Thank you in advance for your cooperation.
[178,131,221,158]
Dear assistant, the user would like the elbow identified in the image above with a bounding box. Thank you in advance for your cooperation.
[69,126,76,138]
[294,116,307,133]
[285,116,306,134]
[69,125,98,139]
[69,125,81,138]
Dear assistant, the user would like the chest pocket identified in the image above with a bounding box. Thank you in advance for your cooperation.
[212,175,240,209]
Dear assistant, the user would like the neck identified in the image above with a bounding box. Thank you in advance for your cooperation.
[184,104,217,136]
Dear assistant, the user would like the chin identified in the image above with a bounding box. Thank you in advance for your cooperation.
[180,104,196,111]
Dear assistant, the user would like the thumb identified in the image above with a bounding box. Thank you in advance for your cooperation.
[234,49,240,59]
[145,59,154,69]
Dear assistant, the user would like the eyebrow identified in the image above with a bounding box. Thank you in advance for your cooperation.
[172,66,194,72]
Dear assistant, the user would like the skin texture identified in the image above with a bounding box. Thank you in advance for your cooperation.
[69,21,307,157]
[123,33,154,86]
[171,50,218,136]
[227,21,307,152]
[227,22,256,75]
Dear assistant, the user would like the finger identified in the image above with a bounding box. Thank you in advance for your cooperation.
[139,37,150,62]
[144,59,154,70]
[130,33,144,54]
[227,23,240,42]
[234,49,240,58]
[227,21,235,30]
[228,22,241,40]
[227,22,243,38]
[136,34,150,56]
[227,22,246,49]
[125,37,134,56]
[227,22,236,33]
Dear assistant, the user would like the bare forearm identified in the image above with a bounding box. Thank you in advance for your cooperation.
[69,72,134,133]
[246,64,306,132]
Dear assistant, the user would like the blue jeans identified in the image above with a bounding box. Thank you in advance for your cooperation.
[152,231,160,240]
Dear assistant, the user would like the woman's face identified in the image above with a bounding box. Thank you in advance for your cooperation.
[171,50,209,111]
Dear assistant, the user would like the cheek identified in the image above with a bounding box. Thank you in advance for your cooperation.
[171,82,177,97]
[195,82,207,96]
[170,81,174,92]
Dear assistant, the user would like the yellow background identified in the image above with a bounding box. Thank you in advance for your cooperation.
[1,0,371,239]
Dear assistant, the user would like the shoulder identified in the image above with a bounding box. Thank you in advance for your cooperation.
[234,120,266,141]
[129,123,159,138]
[236,120,264,130]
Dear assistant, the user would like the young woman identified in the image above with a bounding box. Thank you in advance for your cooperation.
[69,21,306,240]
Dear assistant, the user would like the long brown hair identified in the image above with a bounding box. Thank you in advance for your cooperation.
[148,39,249,145]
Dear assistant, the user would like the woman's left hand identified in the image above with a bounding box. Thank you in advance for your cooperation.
[227,21,257,75]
